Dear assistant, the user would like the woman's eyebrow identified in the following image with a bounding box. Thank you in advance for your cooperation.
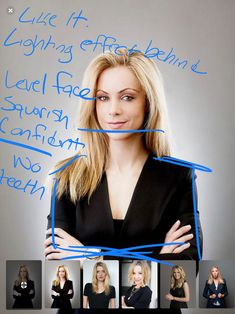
[96,88,140,94]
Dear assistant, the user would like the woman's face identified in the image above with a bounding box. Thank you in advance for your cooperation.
[96,65,146,141]
[58,267,66,279]
[211,267,219,279]
[96,266,106,282]
[133,265,144,287]
[173,269,182,280]
[19,267,27,279]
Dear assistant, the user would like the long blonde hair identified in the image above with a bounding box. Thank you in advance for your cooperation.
[128,260,150,286]
[91,262,111,295]
[208,266,224,285]
[170,265,186,289]
[54,49,171,203]
[15,265,30,286]
[53,265,69,286]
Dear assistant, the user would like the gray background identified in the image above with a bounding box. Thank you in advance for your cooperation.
[160,260,196,308]
[199,260,235,308]
[83,260,119,308]
[6,260,42,309]
[0,0,235,313]
[44,261,80,309]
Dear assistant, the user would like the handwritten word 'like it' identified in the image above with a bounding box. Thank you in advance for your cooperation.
[2,96,69,130]
[0,116,85,152]
[4,70,95,99]
[0,168,45,200]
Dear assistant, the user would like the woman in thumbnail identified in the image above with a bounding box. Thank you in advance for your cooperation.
[51,265,74,310]
[203,265,228,308]
[165,265,190,309]
[13,265,35,308]
[45,48,202,262]
[83,261,116,308]
[122,260,152,309]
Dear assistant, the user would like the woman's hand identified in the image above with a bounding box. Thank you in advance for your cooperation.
[209,294,216,299]
[51,290,60,296]
[160,220,194,254]
[165,293,174,301]
[44,228,86,260]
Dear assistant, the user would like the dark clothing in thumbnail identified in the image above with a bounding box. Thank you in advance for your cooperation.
[51,280,73,310]
[170,283,188,309]
[203,279,228,308]
[47,154,202,261]
[124,285,152,309]
[13,279,35,308]
[84,283,115,309]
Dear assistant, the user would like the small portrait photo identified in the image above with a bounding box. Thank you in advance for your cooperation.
[159,260,196,309]
[83,260,119,309]
[45,261,80,310]
[199,260,234,308]
[121,260,157,309]
[6,260,41,309]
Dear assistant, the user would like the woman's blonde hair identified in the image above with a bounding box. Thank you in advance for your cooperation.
[15,265,30,286]
[91,261,111,295]
[208,266,224,285]
[55,49,171,202]
[170,265,186,289]
[53,265,69,286]
[128,260,150,286]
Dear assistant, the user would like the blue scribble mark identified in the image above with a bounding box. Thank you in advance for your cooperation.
[153,156,212,260]
[0,137,52,156]
[49,154,87,175]
[77,128,164,134]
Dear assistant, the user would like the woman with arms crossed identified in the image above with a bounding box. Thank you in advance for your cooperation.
[165,265,190,309]
[51,265,74,310]
[83,261,116,309]
[44,49,202,262]
[122,260,152,309]
[203,266,228,308]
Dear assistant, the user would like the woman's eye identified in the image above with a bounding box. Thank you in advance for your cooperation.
[97,95,108,101]
[122,95,134,101]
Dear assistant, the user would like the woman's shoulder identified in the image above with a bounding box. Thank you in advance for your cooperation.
[142,285,152,292]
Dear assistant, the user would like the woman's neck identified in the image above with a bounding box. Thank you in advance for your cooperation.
[107,137,148,173]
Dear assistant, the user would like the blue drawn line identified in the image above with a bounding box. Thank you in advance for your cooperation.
[0,137,52,156]
[77,128,165,134]
[51,178,58,249]
[153,156,212,260]
[49,154,87,175]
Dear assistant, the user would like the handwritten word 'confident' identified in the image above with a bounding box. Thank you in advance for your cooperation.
[4,70,95,99]
[80,34,207,75]
[2,96,69,130]
[0,168,45,200]
[0,116,85,152]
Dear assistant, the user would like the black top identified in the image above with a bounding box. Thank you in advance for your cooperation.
[170,282,188,309]
[13,280,35,308]
[203,279,228,308]
[124,285,152,309]
[47,155,202,261]
[84,283,116,309]
[51,280,74,309]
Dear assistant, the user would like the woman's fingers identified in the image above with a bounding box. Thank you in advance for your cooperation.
[44,245,61,256]
[167,220,181,235]
[172,243,191,254]
[170,225,192,242]
[44,236,63,248]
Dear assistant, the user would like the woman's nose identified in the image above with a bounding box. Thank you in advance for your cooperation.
[109,98,122,116]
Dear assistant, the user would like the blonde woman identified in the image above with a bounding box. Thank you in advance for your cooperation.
[122,260,152,309]
[83,262,116,309]
[13,265,35,308]
[165,265,190,309]
[203,266,228,308]
[45,49,202,261]
[51,265,73,310]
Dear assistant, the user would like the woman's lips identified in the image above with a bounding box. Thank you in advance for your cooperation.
[107,122,127,129]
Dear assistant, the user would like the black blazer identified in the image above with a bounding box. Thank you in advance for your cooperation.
[47,155,202,260]
[13,280,35,308]
[203,279,228,308]
[51,279,73,309]
[124,285,152,309]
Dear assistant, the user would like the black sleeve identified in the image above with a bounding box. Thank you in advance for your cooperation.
[159,168,202,262]
[84,283,91,296]
[60,280,74,299]
[51,284,59,299]
[203,281,210,299]
[13,284,19,299]
[28,280,35,299]
[222,279,228,297]
[134,287,152,309]
[110,286,116,298]
[47,192,77,236]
